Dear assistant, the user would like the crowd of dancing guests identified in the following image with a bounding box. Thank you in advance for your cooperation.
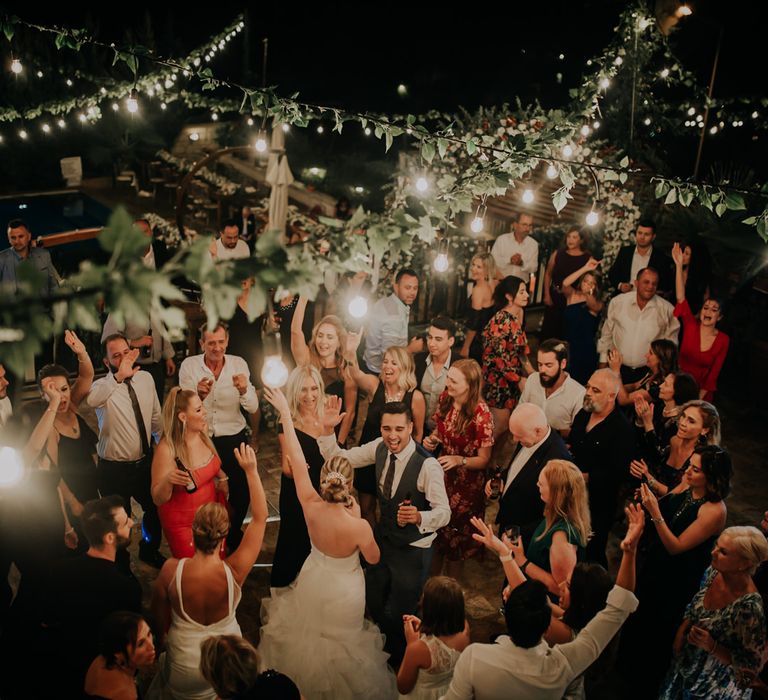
[0,211,766,700]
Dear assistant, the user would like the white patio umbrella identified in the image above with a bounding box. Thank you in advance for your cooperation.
[266,120,294,241]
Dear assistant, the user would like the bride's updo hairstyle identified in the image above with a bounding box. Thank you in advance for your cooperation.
[192,503,230,554]
[319,456,354,506]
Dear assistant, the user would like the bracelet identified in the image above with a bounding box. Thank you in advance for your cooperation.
[647,476,656,488]
[216,475,229,481]
[499,553,513,562]
[651,516,664,524]
[520,559,531,574]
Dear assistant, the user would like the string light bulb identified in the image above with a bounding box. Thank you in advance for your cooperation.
[19,129,28,140]
[282,123,290,133]
[0,447,25,489]
[592,120,601,129]
[66,78,73,87]
[316,125,324,134]
[11,58,22,74]
[599,78,610,90]
[189,131,200,142]
[614,56,624,66]
[36,70,43,78]
[126,89,139,113]
[211,112,219,121]
[562,144,574,158]
[254,132,268,152]
[676,4,692,17]
[112,103,119,111]
[348,295,368,319]
[580,125,591,137]
[261,355,290,389]
[585,209,599,226]
[522,188,535,204]
[41,124,50,134]
[247,118,254,126]
[546,164,558,179]
[57,119,66,129]
[434,252,449,272]
[415,175,429,193]
[660,68,670,78]
[470,202,487,234]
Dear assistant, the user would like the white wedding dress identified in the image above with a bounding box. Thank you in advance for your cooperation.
[259,545,397,700]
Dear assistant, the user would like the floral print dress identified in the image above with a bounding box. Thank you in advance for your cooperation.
[660,567,765,699]
[481,308,529,410]
[433,395,494,560]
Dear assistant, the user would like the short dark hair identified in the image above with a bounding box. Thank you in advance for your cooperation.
[395,268,419,283]
[697,445,732,502]
[81,495,126,547]
[637,217,656,231]
[538,339,569,365]
[636,266,660,281]
[221,218,239,230]
[493,275,526,309]
[673,372,700,405]
[380,401,413,423]
[504,580,551,648]
[561,563,612,631]
[419,576,466,637]
[199,321,230,343]
[7,218,29,231]
[102,332,129,357]
[429,316,456,338]
[99,611,144,670]
[36,363,70,392]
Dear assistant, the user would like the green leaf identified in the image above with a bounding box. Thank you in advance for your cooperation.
[698,190,713,211]
[385,131,393,153]
[619,156,629,168]
[619,172,628,184]
[552,187,571,214]
[655,181,670,199]
[664,188,678,205]
[421,141,435,163]
[1,16,18,41]
[715,202,727,217]
[724,193,746,211]
[679,190,694,207]
[437,138,449,159]
[742,217,758,225]
[603,170,619,182]
[466,138,477,155]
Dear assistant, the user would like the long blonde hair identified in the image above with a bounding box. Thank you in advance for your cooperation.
[382,346,417,394]
[285,365,326,423]
[471,252,496,283]
[309,315,349,379]
[537,459,592,547]
[161,387,218,468]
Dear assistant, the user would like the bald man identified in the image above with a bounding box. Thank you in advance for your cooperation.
[568,369,636,566]
[489,403,572,545]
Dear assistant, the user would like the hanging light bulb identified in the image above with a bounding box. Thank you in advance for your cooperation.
[562,144,574,158]
[282,123,290,133]
[11,58,22,74]
[41,124,50,134]
[643,117,652,126]
[0,447,25,489]
[599,78,610,90]
[112,102,119,111]
[364,127,372,136]
[546,164,558,179]
[126,89,139,113]
[160,102,167,110]
[261,355,290,388]
[580,125,591,137]
[254,131,268,152]
[522,188,535,204]
[57,119,66,129]
[470,217,484,234]
[348,295,368,319]
[660,68,670,79]
[189,131,200,142]
[36,70,43,78]
[211,112,219,121]
[592,120,601,129]
[316,125,324,134]
[66,78,73,87]
[18,129,28,140]
[614,56,624,66]
[585,208,600,226]
[78,113,87,123]
[676,4,692,17]
[415,175,429,193]
[434,252,449,272]
[164,78,173,89]
[247,117,254,126]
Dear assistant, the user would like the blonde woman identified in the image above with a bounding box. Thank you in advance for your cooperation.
[291,296,357,444]
[271,365,329,587]
[460,253,497,363]
[259,386,396,700]
[151,388,229,558]
[506,459,591,596]
[346,343,426,525]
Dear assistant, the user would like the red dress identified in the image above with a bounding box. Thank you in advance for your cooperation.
[481,309,529,410]
[674,300,729,401]
[158,452,224,558]
[433,395,495,561]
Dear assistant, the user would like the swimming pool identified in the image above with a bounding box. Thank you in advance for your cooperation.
[0,190,112,275]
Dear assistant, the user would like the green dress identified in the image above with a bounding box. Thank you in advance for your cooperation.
[526,518,586,572]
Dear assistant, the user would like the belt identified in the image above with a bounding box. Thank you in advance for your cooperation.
[98,455,150,467]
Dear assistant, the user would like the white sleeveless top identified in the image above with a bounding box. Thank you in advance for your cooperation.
[397,634,462,700]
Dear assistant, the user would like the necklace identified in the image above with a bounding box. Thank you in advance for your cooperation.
[384,387,403,403]
[55,412,80,437]
[672,489,706,522]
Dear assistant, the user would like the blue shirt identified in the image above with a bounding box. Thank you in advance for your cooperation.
[362,293,410,374]
[0,246,60,297]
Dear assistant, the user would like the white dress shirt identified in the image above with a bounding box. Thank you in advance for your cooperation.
[213,238,250,261]
[629,246,653,287]
[362,293,411,374]
[421,353,452,430]
[87,370,162,461]
[178,354,259,437]
[520,374,585,432]
[503,427,551,495]
[0,396,12,428]
[597,291,679,368]
[440,585,639,700]
[317,433,451,547]
[490,233,539,279]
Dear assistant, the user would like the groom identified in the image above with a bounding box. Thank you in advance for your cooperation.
[317,400,450,664]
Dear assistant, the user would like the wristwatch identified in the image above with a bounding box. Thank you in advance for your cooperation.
[461,457,467,467]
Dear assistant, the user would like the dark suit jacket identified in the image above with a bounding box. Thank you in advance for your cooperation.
[496,430,572,544]
[413,350,463,387]
[607,244,673,297]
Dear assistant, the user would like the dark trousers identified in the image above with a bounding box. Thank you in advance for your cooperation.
[212,430,249,551]
[620,364,647,385]
[98,455,160,572]
[142,360,167,403]
[366,538,432,666]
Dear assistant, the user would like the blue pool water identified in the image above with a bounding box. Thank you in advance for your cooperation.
[0,191,112,275]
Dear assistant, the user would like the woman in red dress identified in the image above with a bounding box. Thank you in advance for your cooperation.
[151,388,229,558]
[672,243,729,401]
[424,359,494,579]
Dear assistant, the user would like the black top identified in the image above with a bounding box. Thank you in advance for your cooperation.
[361,383,415,444]
[465,305,496,363]
[271,426,324,587]
[607,244,673,297]
[247,669,301,699]
[226,303,265,382]
[57,415,99,503]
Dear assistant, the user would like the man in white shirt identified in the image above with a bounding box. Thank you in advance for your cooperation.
[441,577,638,700]
[490,213,538,280]
[362,268,423,374]
[87,334,163,569]
[208,218,250,261]
[317,400,450,664]
[598,267,679,384]
[179,322,259,550]
[520,339,585,436]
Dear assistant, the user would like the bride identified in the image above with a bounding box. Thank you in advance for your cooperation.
[259,387,397,700]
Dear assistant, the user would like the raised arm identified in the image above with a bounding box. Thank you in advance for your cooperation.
[615,503,644,592]
[411,390,426,443]
[337,372,357,445]
[290,295,312,366]
[63,330,94,408]
[344,331,379,397]
[671,243,686,304]
[23,381,61,465]
[226,443,268,584]
[563,258,600,296]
